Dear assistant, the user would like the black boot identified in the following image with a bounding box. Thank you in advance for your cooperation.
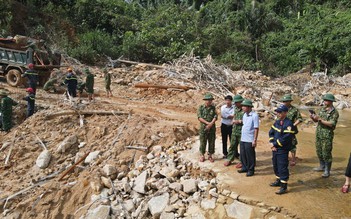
[313,160,325,172]
[270,179,281,187]
[322,162,332,178]
[275,183,288,195]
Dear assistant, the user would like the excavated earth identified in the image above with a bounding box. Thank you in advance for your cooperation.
[0,64,350,219]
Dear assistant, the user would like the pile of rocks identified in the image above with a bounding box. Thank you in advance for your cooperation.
[83,144,291,219]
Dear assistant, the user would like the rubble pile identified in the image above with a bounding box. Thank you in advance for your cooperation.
[82,144,294,219]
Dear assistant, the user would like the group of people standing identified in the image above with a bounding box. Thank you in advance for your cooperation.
[0,64,114,132]
[197,92,350,194]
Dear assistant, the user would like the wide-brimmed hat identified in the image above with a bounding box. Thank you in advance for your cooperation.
[280,94,293,102]
[322,93,336,102]
[233,95,244,103]
[275,104,289,113]
[241,99,253,107]
[203,93,214,100]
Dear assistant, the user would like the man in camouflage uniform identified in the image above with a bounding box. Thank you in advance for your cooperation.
[0,90,18,132]
[310,93,339,178]
[224,95,244,167]
[85,68,94,102]
[197,93,217,162]
[281,94,303,166]
[104,69,113,98]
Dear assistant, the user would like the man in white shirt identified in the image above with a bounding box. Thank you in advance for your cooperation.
[220,95,234,158]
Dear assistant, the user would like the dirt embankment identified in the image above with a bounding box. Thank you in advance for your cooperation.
[0,56,351,218]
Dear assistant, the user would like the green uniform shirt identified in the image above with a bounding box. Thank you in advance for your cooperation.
[85,74,94,93]
[105,73,111,85]
[197,104,217,130]
[43,78,57,91]
[1,96,18,131]
[232,106,244,136]
[316,106,339,139]
[287,105,303,123]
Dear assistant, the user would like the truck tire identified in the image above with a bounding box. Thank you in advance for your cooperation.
[6,69,23,87]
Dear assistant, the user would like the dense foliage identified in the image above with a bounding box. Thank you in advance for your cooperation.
[1,0,351,76]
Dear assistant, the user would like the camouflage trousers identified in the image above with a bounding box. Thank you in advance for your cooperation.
[316,136,333,163]
[226,134,241,161]
[199,127,216,155]
[290,135,298,152]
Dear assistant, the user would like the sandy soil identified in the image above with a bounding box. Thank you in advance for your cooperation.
[0,67,350,218]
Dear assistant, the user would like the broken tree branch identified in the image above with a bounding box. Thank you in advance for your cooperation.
[111,113,131,146]
[5,131,17,166]
[34,133,47,150]
[58,151,90,181]
[46,110,130,119]
[134,83,195,91]
[125,146,148,152]
[117,59,165,69]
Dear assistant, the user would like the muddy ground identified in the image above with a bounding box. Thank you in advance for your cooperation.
[0,63,350,218]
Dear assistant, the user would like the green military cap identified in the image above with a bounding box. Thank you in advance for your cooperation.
[322,93,336,102]
[84,68,90,73]
[203,93,214,100]
[233,95,244,103]
[241,99,253,107]
[280,94,293,102]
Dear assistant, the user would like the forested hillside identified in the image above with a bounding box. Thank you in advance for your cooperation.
[1,0,351,76]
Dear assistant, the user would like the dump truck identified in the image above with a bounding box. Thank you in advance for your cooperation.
[0,36,63,87]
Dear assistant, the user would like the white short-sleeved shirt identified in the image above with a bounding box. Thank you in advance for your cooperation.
[220,104,234,125]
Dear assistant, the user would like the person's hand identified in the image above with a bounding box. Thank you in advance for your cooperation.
[271,146,277,151]
[252,140,257,147]
[228,115,234,119]
[206,123,213,130]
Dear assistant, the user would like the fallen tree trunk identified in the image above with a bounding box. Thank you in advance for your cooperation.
[117,59,165,69]
[134,83,195,91]
[46,110,130,119]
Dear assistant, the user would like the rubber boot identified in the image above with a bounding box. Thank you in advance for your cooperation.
[313,160,325,172]
[322,162,332,178]
[270,179,281,187]
[275,183,288,195]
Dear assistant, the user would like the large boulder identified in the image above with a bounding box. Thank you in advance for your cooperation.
[85,205,110,219]
[56,135,78,153]
[182,179,197,194]
[148,193,170,218]
[225,200,253,219]
[84,151,101,164]
[133,170,148,194]
[35,150,51,169]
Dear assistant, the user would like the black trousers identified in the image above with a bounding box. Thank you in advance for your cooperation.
[272,150,289,182]
[346,153,351,178]
[240,141,256,173]
[221,123,232,156]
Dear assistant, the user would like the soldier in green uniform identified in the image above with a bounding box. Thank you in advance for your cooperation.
[310,93,339,178]
[104,69,113,98]
[85,68,94,102]
[0,90,18,132]
[280,94,303,166]
[224,95,244,166]
[43,78,58,92]
[197,93,217,163]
